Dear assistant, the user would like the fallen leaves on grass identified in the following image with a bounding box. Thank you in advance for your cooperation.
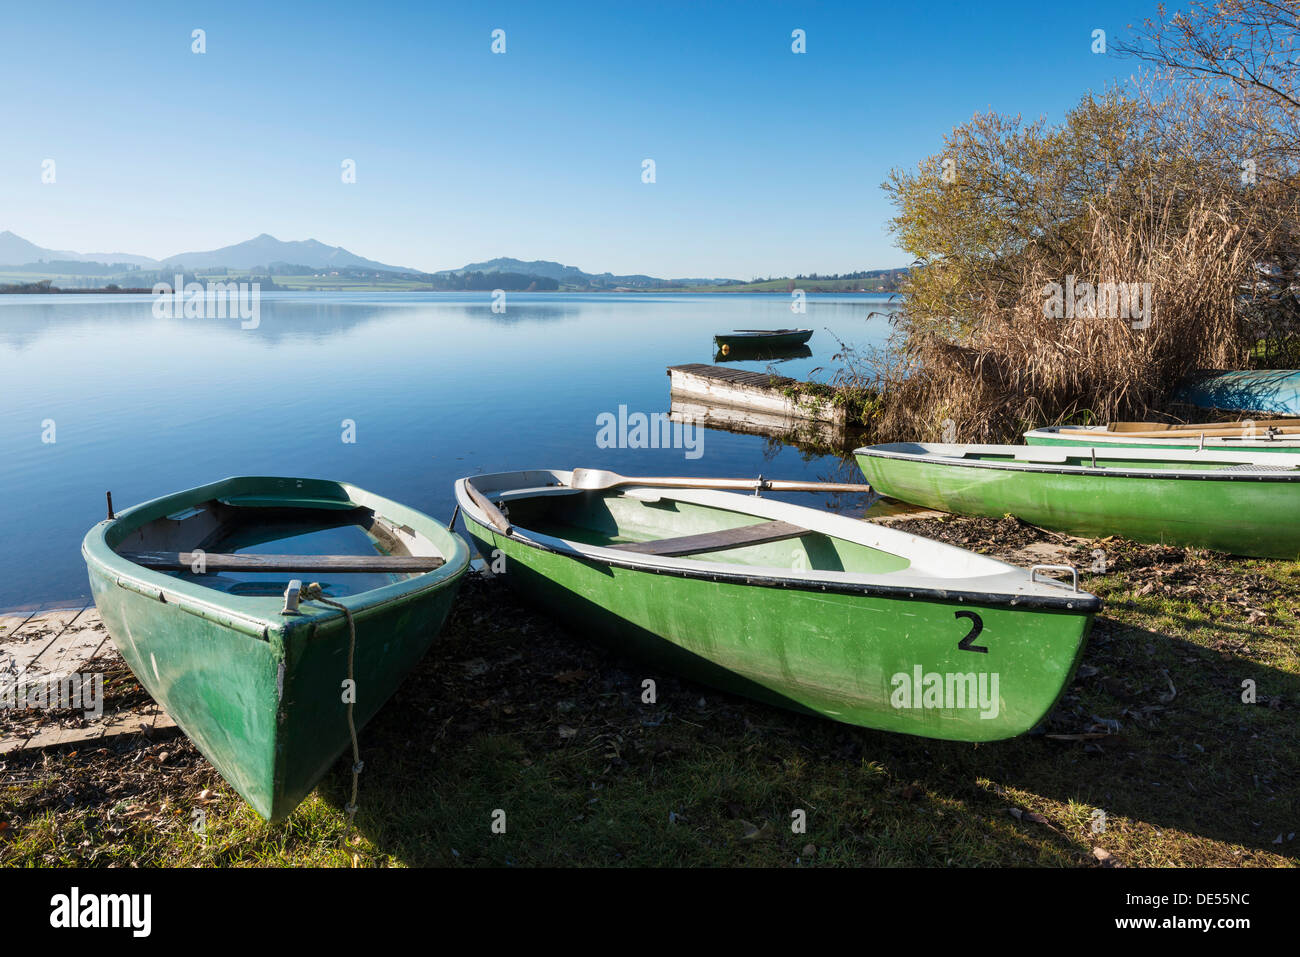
[1092,847,1122,867]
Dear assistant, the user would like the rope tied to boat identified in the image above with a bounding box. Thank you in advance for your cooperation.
[298,582,362,841]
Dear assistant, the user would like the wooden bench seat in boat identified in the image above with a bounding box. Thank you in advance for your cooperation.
[608,519,808,558]
[118,551,445,573]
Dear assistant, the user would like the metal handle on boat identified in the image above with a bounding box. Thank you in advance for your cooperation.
[1030,564,1080,593]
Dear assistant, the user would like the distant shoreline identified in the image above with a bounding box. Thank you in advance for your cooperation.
[1,284,899,296]
[0,285,156,294]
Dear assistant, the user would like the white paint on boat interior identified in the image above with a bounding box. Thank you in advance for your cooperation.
[859,442,1300,475]
[456,469,1093,606]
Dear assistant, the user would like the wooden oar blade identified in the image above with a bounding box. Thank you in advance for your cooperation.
[569,468,621,490]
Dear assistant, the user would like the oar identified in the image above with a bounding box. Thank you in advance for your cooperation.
[569,468,871,494]
[1058,425,1300,440]
[463,480,513,534]
[1104,419,1300,434]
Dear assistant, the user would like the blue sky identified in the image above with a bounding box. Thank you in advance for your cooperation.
[1,0,1158,278]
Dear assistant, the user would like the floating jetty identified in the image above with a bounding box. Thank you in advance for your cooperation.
[666,364,850,442]
[0,606,177,755]
[669,397,848,448]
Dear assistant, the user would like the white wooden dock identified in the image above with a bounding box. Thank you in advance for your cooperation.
[0,606,176,754]
[667,364,849,435]
[669,397,849,448]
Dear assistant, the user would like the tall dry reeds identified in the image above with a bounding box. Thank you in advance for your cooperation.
[868,194,1265,443]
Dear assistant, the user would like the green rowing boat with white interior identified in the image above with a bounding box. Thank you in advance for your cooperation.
[856,443,1300,559]
[82,476,470,821]
[455,469,1099,742]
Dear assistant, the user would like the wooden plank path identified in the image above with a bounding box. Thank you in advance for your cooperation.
[0,606,177,754]
[667,364,849,432]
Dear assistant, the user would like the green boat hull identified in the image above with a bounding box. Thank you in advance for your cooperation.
[856,450,1300,559]
[83,477,469,821]
[459,481,1095,742]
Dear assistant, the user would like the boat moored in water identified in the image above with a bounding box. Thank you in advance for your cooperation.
[714,328,813,354]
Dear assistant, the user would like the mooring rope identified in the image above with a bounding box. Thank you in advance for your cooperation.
[299,582,362,839]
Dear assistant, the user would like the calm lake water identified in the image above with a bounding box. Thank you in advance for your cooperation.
[0,291,899,610]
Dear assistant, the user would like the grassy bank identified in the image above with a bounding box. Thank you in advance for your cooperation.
[1,515,1296,867]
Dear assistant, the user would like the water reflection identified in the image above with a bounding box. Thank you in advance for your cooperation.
[0,292,897,608]
[712,344,813,364]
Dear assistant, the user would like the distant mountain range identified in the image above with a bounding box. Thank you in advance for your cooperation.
[0,230,412,273]
[0,230,905,292]
[162,234,412,272]
[0,232,733,286]
[435,257,736,288]
[0,231,159,268]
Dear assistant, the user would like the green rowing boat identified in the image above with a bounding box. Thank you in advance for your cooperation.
[455,469,1099,742]
[714,328,813,353]
[1025,424,1300,452]
[82,476,470,821]
[856,443,1300,559]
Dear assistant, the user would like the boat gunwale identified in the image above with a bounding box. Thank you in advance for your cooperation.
[453,471,1102,613]
[857,443,1300,481]
[83,475,472,638]
[714,328,813,339]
